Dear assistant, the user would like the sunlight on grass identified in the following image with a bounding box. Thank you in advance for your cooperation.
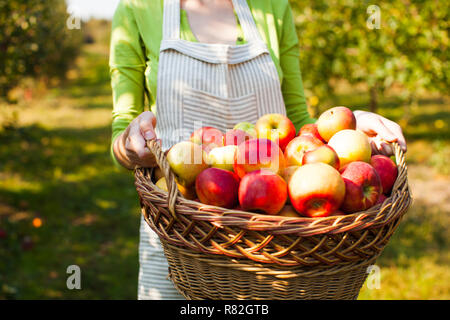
[1,102,112,130]
[359,255,450,300]
[0,174,43,193]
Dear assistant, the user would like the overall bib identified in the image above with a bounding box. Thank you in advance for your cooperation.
[138,0,287,299]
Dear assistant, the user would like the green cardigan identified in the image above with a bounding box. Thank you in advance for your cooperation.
[110,0,313,163]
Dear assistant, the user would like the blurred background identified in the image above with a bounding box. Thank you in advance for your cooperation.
[0,0,448,299]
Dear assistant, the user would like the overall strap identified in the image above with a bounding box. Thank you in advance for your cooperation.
[162,0,181,41]
[162,0,263,43]
[231,0,263,43]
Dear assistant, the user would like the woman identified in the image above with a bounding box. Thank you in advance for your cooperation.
[110,0,406,299]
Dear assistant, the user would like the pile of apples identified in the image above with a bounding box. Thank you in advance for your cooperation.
[156,107,398,218]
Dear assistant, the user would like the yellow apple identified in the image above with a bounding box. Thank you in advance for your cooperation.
[207,145,238,172]
[328,129,371,168]
[155,177,197,200]
[166,141,209,186]
[316,106,356,142]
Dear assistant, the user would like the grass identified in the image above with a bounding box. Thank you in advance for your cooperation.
[0,20,449,300]
[0,22,140,299]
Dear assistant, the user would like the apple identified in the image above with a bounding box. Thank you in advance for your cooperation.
[278,205,301,218]
[238,169,288,215]
[317,106,357,142]
[302,145,340,170]
[207,145,238,172]
[224,129,254,146]
[234,122,257,138]
[233,138,286,178]
[330,209,346,216]
[190,126,224,153]
[288,163,345,218]
[328,129,371,168]
[280,166,300,204]
[155,177,197,200]
[195,168,240,209]
[281,165,300,184]
[166,141,209,187]
[284,135,324,167]
[255,113,296,151]
[376,194,387,205]
[298,123,325,142]
[370,155,398,195]
[340,161,382,213]
[154,166,165,182]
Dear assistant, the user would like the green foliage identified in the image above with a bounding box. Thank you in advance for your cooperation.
[290,0,449,111]
[0,19,448,300]
[0,0,83,97]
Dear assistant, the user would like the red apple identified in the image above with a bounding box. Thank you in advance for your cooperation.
[190,126,224,152]
[340,161,382,213]
[370,155,398,195]
[288,163,345,218]
[317,106,356,142]
[328,129,372,168]
[224,129,254,146]
[302,145,340,170]
[238,169,287,215]
[255,113,296,151]
[298,123,325,142]
[233,138,286,179]
[329,209,346,216]
[284,135,324,167]
[195,168,240,209]
[376,194,387,205]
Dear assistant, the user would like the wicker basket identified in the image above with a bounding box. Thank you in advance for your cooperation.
[134,140,412,300]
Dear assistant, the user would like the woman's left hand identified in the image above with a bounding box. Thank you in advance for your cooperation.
[354,110,407,156]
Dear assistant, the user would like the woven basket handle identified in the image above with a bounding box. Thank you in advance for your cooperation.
[147,139,181,221]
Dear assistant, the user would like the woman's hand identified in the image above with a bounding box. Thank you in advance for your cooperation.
[113,111,159,169]
[354,110,407,156]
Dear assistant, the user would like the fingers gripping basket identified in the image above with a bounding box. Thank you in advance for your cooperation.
[134,140,412,300]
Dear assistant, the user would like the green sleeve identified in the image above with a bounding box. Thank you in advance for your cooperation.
[109,0,147,166]
[279,2,315,131]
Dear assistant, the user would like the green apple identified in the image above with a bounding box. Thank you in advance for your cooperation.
[207,145,238,172]
[233,122,256,138]
[166,141,209,187]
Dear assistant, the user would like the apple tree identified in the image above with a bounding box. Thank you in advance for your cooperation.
[290,0,449,113]
[0,0,83,98]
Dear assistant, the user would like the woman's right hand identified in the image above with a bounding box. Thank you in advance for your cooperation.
[113,111,159,169]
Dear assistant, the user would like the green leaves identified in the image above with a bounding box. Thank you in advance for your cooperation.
[0,0,83,97]
[290,0,449,110]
